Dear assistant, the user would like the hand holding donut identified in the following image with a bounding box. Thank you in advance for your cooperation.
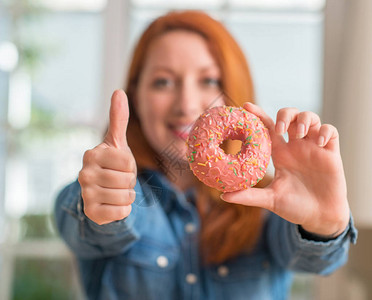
[221,103,350,238]
[78,90,137,225]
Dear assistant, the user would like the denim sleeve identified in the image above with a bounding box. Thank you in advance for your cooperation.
[267,213,358,275]
[54,179,142,259]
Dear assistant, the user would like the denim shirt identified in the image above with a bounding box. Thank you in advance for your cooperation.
[55,169,357,300]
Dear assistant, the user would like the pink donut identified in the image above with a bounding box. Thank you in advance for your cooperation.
[186,106,271,192]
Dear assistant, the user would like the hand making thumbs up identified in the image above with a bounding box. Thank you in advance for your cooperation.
[78,90,137,225]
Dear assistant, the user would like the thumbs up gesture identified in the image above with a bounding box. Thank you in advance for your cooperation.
[78,90,137,225]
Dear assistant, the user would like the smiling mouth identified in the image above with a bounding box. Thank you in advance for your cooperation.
[169,123,194,140]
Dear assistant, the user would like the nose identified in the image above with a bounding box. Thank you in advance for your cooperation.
[173,78,202,118]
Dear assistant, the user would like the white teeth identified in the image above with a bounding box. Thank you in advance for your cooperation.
[174,125,192,133]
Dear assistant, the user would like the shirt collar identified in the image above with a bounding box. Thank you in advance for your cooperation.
[138,168,196,213]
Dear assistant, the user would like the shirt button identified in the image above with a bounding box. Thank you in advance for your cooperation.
[156,256,169,268]
[185,273,197,284]
[217,265,229,277]
[185,223,196,233]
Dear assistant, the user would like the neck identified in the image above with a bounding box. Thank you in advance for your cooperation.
[166,164,196,192]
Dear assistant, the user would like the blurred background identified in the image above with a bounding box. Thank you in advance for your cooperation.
[0,0,371,299]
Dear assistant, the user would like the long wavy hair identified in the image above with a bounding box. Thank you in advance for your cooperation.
[125,10,267,264]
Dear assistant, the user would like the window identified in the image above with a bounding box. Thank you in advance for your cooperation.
[0,1,105,298]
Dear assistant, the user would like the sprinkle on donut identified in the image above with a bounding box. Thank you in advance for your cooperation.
[186,105,271,192]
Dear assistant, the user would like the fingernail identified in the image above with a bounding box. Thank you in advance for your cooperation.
[296,123,305,139]
[129,190,136,203]
[220,194,225,201]
[318,136,325,147]
[276,121,285,134]
[243,102,252,110]
[131,176,137,188]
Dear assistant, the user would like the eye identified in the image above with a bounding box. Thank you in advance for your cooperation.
[202,77,221,87]
[152,78,174,89]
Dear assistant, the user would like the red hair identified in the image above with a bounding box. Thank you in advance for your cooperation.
[125,10,267,264]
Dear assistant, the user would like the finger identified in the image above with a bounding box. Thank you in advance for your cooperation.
[100,188,136,206]
[85,147,136,172]
[99,147,136,172]
[78,168,136,190]
[82,186,136,206]
[318,124,339,151]
[104,89,130,149]
[220,187,275,211]
[293,111,321,140]
[85,204,132,225]
[243,102,286,146]
[96,169,136,189]
[275,107,299,137]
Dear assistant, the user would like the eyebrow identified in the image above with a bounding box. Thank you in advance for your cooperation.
[149,66,176,75]
[149,64,220,74]
[199,65,220,73]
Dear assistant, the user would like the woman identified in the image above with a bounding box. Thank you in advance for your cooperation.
[55,10,357,300]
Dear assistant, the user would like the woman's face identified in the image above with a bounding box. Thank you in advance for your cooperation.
[136,30,224,160]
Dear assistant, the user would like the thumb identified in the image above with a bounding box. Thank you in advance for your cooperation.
[104,89,130,149]
[220,187,274,211]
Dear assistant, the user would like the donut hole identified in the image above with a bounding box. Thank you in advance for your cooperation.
[220,139,243,155]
